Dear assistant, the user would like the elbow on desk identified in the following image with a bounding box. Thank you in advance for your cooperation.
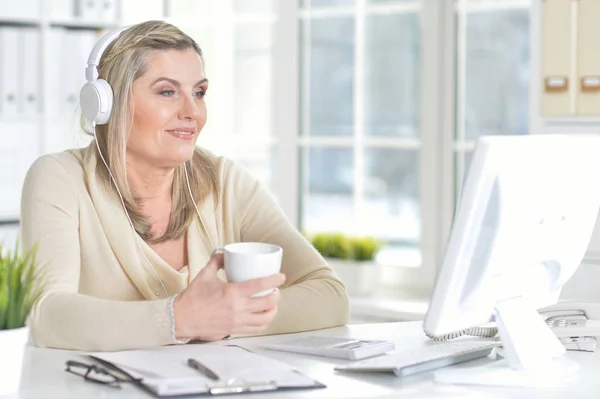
[27,294,86,351]
[307,277,351,330]
[27,296,71,350]
[27,293,122,352]
[326,277,351,326]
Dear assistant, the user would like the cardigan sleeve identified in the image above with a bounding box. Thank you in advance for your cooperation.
[224,160,350,334]
[20,155,173,351]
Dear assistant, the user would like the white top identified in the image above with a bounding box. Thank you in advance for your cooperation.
[13,321,600,398]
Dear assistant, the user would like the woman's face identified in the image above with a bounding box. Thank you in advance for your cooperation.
[128,49,208,169]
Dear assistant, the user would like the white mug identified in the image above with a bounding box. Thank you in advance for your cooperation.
[221,242,283,297]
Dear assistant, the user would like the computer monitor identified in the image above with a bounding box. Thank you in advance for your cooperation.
[423,134,600,387]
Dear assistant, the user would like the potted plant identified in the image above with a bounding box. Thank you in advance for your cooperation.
[309,232,382,297]
[0,242,41,396]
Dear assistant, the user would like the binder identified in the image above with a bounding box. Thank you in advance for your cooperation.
[0,121,38,219]
[85,344,325,397]
[0,0,39,19]
[46,27,66,117]
[61,31,82,115]
[577,0,600,115]
[0,27,21,115]
[540,0,572,116]
[97,0,117,22]
[76,0,98,21]
[49,0,76,19]
[20,28,40,114]
[61,30,97,115]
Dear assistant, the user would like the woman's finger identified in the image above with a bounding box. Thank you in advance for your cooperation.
[244,307,278,327]
[243,289,280,313]
[199,252,224,276]
[236,273,285,297]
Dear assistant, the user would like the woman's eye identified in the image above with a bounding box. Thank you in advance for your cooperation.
[159,90,175,97]
[194,90,206,98]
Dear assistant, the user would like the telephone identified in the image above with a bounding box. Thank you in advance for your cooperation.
[539,301,600,352]
[424,301,600,352]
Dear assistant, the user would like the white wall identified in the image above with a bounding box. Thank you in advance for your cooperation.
[0,224,20,251]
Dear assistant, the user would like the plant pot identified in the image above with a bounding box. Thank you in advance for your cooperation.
[0,326,29,396]
[327,258,381,297]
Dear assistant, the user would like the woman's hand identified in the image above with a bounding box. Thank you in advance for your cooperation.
[172,252,285,341]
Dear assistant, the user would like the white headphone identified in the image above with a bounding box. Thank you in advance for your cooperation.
[80,26,220,297]
[80,26,129,125]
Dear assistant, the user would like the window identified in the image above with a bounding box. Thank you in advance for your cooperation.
[454,0,531,189]
[161,0,278,189]
[292,0,532,291]
[298,0,424,269]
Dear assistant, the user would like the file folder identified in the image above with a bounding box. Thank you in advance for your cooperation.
[98,0,117,21]
[76,0,98,21]
[0,27,21,115]
[49,0,76,19]
[20,28,40,114]
[60,30,97,115]
[46,28,66,117]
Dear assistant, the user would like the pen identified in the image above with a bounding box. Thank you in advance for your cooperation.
[187,358,220,381]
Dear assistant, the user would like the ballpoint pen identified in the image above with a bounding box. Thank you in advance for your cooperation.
[187,358,220,381]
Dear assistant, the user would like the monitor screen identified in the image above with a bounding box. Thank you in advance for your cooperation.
[424,134,600,338]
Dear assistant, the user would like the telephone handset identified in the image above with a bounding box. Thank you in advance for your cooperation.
[539,301,600,352]
[425,301,600,352]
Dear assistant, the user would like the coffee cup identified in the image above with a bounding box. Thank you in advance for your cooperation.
[222,242,283,297]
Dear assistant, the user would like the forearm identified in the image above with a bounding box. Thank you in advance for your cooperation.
[29,292,173,351]
[262,273,350,335]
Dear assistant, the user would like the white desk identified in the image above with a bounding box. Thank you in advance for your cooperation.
[8,322,600,399]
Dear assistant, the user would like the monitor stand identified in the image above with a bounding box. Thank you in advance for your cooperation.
[434,296,579,387]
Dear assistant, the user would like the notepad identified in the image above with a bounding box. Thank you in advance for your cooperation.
[88,344,324,397]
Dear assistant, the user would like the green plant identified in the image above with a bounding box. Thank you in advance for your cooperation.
[348,236,380,261]
[309,232,381,262]
[0,242,42,331]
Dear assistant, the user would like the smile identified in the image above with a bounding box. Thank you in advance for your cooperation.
[166,130,195,140]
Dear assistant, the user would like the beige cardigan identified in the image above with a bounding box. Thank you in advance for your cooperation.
[20,144,349,351]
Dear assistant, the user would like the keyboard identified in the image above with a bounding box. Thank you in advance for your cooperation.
[278,336,359,348]
[335,340,501,377]
[260,336,396,360]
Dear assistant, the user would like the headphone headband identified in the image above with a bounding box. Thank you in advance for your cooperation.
[85,26,131,82]
[80,25,130,125]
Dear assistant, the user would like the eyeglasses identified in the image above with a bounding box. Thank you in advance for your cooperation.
[65,360,140,388]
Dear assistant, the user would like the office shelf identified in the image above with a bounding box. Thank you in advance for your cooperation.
[0,16,40,27]
[0,3,123,219]
[49,19,118,30]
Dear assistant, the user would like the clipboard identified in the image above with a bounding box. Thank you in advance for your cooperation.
[86,344,325,397]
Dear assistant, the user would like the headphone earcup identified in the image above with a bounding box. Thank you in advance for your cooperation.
[80,79,114,125]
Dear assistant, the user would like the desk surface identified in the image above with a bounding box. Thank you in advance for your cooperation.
[9,322,600,399]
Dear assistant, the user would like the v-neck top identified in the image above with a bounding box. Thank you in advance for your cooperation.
[20,143,349,351]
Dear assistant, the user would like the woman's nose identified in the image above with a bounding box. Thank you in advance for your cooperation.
[179,94,201,119]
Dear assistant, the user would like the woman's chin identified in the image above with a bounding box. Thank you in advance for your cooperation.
[161,149,195,168]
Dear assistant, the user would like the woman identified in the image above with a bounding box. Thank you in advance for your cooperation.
[20,20,349,351]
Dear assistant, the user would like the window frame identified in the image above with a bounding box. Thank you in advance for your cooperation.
[275,0,534,295]
[273,0,455,294]
[443,0,533,249]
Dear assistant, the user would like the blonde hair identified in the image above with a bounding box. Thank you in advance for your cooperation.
[83,20,220,244]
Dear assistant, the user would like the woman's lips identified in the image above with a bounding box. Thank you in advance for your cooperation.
[166,129,195,140]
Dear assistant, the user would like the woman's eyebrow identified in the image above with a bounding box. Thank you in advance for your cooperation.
[150,77,209,87]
